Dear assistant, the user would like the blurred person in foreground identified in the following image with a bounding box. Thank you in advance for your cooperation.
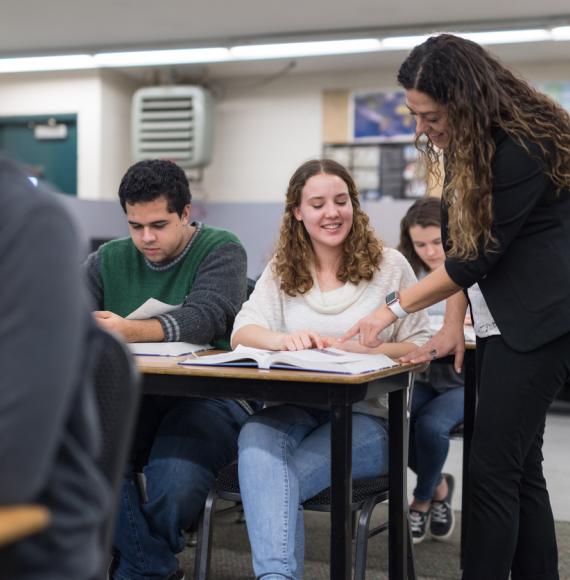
[0,158,109,579]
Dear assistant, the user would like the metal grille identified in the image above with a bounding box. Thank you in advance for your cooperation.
[132,86,213,169]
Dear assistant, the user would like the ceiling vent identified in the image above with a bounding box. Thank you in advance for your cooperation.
[132,86,214,169]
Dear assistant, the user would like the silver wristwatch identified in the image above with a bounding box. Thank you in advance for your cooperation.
[385,290,408,319]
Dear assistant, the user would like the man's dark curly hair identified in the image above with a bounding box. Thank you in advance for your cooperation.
[118,159,191,216]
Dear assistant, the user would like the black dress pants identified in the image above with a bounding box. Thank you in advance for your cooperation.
[462,332,570,580]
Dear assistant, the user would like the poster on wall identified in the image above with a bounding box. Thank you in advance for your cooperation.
[538,81,570,112]
[352,90,415,140]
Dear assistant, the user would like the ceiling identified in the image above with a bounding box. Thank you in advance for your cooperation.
[3,0,570,79]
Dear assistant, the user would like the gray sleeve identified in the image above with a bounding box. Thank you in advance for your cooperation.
[0,197,87,502]
[156,242,248,344]
[83,248,104,310]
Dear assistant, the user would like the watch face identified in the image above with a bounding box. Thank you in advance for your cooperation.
[386,291,400,305]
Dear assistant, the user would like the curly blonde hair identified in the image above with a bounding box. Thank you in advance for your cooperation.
[398,33,570,259]
[273,159,383,296]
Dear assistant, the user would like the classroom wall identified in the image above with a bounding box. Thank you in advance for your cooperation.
[0,69,139,200]
[201,60,570,202]
[1,59,569,205]
[201,67,399,203]
[199,198,414,278]
[62,195,415,278]
[98,71,141,199]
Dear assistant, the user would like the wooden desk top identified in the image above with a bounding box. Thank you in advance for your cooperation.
[0,506,50,547]
[137,355,427,385]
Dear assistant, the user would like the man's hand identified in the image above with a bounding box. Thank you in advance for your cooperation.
[277,330,325,351]
[399,321,465,373]
[340,306,397,348]
[92,311,165,342]
[92,311,130,338]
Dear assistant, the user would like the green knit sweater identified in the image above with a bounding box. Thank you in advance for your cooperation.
[99,225,240,318]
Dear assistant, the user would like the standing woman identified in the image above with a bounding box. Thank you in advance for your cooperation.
[343,34,570,580]
[399,197,464,544]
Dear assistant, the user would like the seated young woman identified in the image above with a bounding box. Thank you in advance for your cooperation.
[398,197,465,544]
[231,159,430,580]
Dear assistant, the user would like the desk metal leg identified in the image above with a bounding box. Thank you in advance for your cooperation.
[460,349,476,568]
[330,402,352,580]
[388,384,409,579]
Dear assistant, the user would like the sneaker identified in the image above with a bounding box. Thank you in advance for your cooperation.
[409,508,430,544]
[430,473,455,541]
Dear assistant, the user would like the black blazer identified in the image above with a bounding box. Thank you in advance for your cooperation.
[442,128,570,352]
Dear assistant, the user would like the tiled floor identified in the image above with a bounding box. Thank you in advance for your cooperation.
[408,412,570,521]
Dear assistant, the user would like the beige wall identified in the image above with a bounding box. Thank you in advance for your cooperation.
[1,59,569,202]
[99,71,140,199]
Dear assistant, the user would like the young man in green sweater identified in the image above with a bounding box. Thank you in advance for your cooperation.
[85,159,250,580]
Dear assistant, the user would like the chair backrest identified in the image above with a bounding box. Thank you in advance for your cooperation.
[92,327,141,564]
[246,277,257,298]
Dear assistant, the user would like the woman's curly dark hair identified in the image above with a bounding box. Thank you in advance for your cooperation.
[398,197,442,275]
[273,159,383,296]
[398,33,570,259]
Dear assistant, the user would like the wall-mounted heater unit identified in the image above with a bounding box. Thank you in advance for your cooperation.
[132,85,214,169]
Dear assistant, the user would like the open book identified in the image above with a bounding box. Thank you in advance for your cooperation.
[180,345,398,375]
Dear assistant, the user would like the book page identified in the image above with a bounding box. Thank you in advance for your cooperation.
[128,342,212,357]
[270,347,375,365]
[179,345,271,367]
[126,298,182,320]
[270,348,398,374]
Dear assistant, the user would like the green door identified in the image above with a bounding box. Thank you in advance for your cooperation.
[0,114,77,195]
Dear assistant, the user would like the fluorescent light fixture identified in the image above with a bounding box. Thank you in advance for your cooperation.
[1,26,570,74]
[551,26,570,41]
[231,38,382,60]
[94,47,230,67]
[382,28,553,50]
[461,29,551,44]
[0,54,95,73]
[381,35,432,50]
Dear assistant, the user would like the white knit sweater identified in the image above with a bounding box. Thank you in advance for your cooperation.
[232,247,430,417]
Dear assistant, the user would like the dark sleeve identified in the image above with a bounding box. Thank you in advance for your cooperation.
[155,242,247,344]
[0,198,87,502]
[83,248,104,310]
[444,135,553,288]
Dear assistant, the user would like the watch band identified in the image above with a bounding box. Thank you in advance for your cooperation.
[387,299,408,319]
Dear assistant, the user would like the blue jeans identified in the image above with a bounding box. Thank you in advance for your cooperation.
[238,404,389,580]
[409,381,464,501]
[113,396,248,580]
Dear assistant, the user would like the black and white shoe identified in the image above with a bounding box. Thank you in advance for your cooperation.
[409,508,430,544]
[430,473,455,541]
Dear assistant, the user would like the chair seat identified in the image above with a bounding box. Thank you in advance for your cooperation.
[214,462,390,509]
